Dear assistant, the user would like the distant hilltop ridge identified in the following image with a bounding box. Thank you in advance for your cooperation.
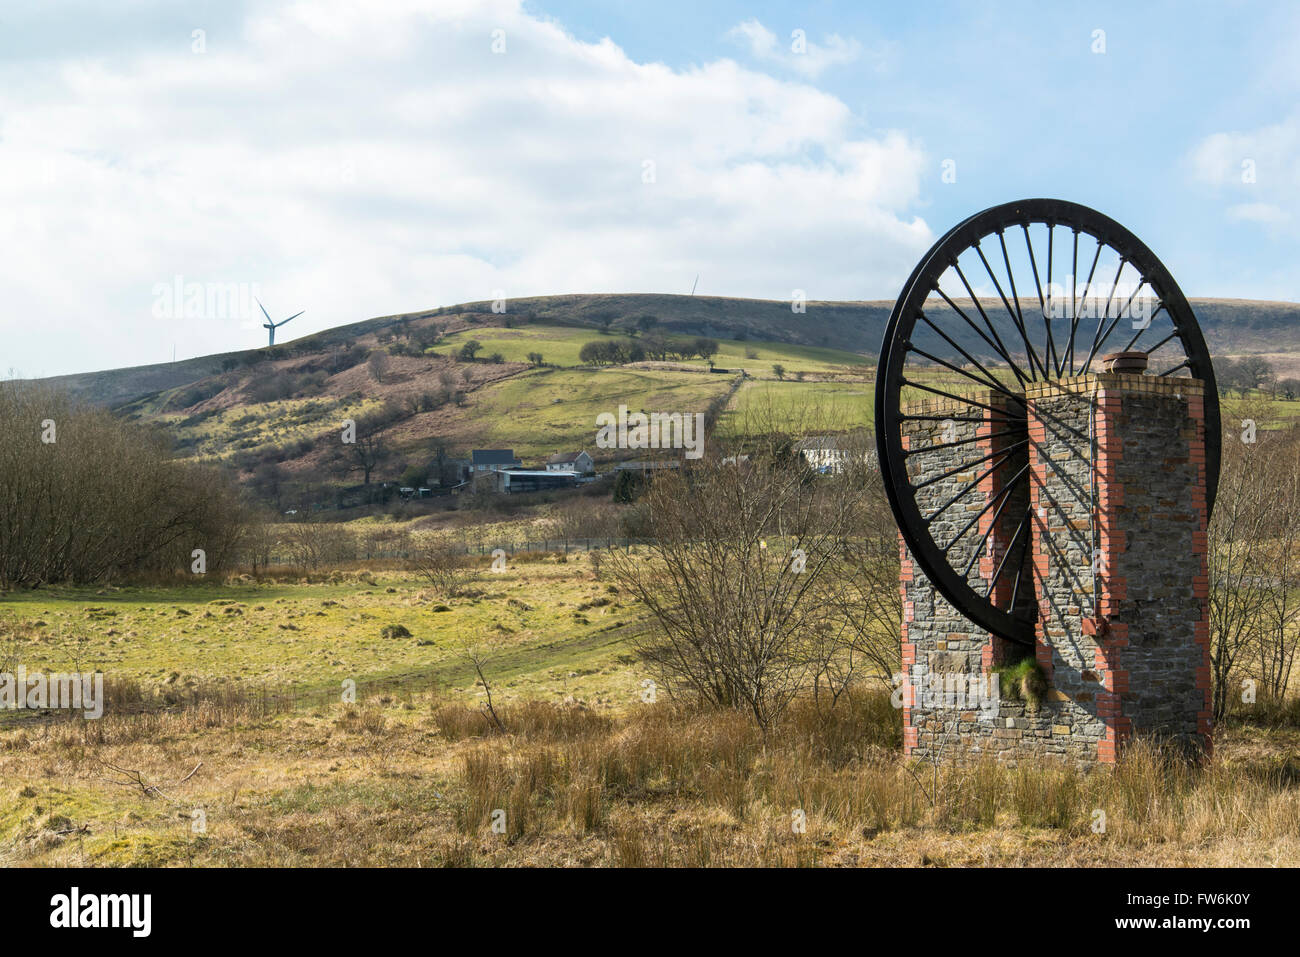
[32,293,1300,409]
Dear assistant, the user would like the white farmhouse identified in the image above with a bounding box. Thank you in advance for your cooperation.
[545,450,595,474]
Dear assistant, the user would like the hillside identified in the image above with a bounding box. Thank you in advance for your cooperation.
[38,293,1300,411]
[25,292,1300,510]
[41,295,884,410]
[31,312,871,510]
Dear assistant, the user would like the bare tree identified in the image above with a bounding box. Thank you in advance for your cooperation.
[467,648,506,733]
[282,522,355,570]
[1208,424,1274,720]
[338,419,389,486]
[814,436,902,690]
[241,518,279,578]
[0,383,248,586]
[603,410,861,731]
[1249,435,1300,702]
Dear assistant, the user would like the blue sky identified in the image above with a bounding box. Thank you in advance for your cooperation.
[1,0,1297,376]
[538,0,1300,289]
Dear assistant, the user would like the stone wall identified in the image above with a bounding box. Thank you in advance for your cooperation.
[899,373,1211,765]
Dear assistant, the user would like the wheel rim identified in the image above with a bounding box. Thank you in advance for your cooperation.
[875,198,1221,646]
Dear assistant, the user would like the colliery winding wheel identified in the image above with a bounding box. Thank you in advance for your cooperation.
[874,198,1221,646]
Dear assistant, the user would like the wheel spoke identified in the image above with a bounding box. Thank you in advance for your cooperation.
[905,342,1023,404]
[903,427,1024,457]
[918,311,1026,400]
[1027,223,1061,376]
[924,448,1026,524]
[913,439,1029,492]
[1121,302,1167,353]
[957,463,1030,576]
[930,288,1033,387]
[1067,235,1103,374]
[985,510,1029,600]
[899,379,1022,421]
[1082,258,1128,370]
[975,240,1047,380]
[1125,317,1174,355]
[949,264,1033,386]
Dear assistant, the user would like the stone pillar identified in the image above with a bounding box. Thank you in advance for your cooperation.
[1025,373,1212,762]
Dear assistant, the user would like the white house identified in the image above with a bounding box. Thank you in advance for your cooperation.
[794,436,872,475]
[545,450,594,474]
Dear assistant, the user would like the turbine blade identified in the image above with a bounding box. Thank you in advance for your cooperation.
[257,298,273,323]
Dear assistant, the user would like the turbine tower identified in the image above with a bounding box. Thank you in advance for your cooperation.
[258,299,304,347]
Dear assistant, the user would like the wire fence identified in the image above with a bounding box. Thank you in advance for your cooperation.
[256,537,654,566]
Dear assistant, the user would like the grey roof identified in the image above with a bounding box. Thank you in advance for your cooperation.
[471,449,519,465]
[546,450,587,464]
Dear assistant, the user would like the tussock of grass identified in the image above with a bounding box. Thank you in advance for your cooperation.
[992,658,1049,710]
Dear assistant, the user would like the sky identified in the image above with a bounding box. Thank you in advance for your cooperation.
[1,0,1298,377]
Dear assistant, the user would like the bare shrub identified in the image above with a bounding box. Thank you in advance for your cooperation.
[810,433,901,700]
[407,534,473,597]
[281,523,356,570]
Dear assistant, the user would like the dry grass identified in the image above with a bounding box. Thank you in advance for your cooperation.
[2,683,1298,867]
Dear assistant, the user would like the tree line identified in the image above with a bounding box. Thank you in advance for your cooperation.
[0,383,247,587]
[1216,355,1300,400]
[579,336,720,366]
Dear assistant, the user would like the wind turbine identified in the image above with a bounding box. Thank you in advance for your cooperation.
[258,299,304,347]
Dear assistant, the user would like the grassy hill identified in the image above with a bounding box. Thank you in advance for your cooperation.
[39,294,885,410]
[35,311,873,502]
[25,292,1300,501]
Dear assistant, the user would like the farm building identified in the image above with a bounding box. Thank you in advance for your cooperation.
[498,469,581,493]
[545,450,595,473]
[471,449,522,472]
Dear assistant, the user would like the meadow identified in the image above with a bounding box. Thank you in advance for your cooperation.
[447,366,735,462]
[0,559,642,708]
[2,549,1297,867]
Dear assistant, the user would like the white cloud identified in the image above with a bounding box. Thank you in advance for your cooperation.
[1226,202,1289,226]
[727,18,863,78]
[1188,112,1300,232]
[0,0,930,375]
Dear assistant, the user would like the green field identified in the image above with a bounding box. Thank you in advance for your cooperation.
[721,379,874,435]
[437,324,870,376]
[454,366,736,461]
[0,561,644,708]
